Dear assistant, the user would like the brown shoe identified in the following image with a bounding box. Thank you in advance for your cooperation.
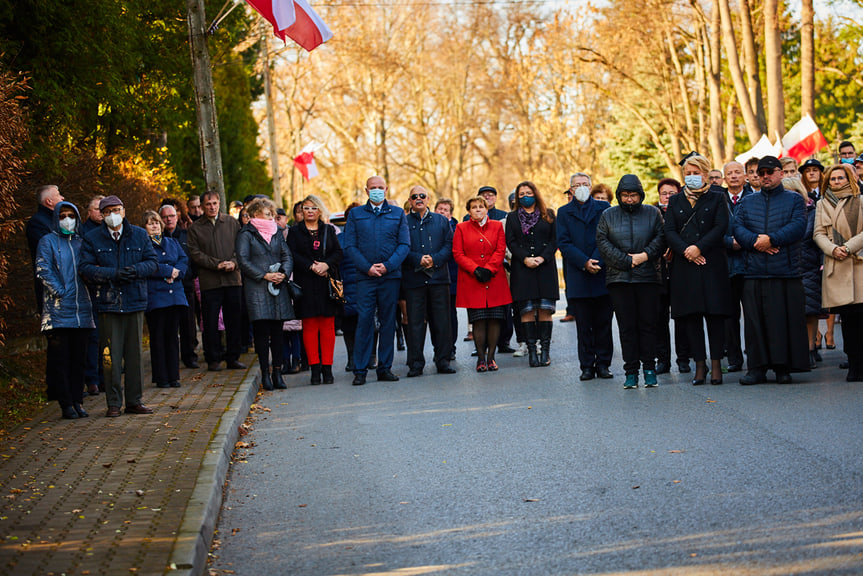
[559,315,575,323]
[125,404,154,415]
[226,360,247,370]
[208,361,223,372]
[106,406,122,418]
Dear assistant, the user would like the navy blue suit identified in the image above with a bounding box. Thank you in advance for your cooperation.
[342,201,410,377]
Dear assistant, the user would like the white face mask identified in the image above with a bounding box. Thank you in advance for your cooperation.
[59,217,76,234]
[104,213,123,228]
[573,185,591,203]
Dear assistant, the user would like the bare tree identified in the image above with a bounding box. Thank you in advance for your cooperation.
[801,0,816,119]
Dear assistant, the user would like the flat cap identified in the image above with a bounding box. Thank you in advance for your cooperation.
[99,195,123,211]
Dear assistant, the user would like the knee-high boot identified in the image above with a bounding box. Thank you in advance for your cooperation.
[539,321,553,366]
[525,322,540,368]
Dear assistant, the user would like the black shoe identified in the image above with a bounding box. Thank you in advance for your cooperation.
[407,368,423,378]
[813,349,823,362]
[775,370,792,384]
[580,368,595,381]
[170,381,181,388]
[273,371,287,389]
[655,361,671,375]
[261,370,273,391]
[471,350,478,357]
[498,344,516,354]
[677,360,691,374]
[740,369,767,385]
[184,359,200,369]
[809,351,817,370]
[692,361,707,386]
[208,361,223,372]
[226,360,247,370]
[596,365,613,379]
[62,405,79,420]
[345,362,355,372]
[437,365,456,374]
[726,363,743,373]
[73,403,89,418]
[840,361,850,369]
[377,370,399,382]
[352,373,366,386]
[156,382,171,389]
[310,364,322,385]
[321,365,334,384]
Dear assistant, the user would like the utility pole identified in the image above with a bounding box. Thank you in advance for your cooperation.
[261,33,283,208]
[187,0,227,211]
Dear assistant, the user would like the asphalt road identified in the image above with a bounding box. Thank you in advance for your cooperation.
[211,312,863,575]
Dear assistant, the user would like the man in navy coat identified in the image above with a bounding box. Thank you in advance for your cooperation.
[342,175,410,386]
[557,172,614,381]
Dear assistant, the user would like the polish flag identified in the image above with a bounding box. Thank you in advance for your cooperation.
[781,115,828,162]
[293,143,320,181]
[245,0,333,51]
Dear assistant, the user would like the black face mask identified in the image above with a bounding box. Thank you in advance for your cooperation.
[620,201,642,213]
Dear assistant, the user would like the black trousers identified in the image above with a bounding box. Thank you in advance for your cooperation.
[45,328,87,407]
[609,283,660,374]
[656,291,691,364]
[179,283,199,365]
[498,303,514,349]
[405,284,452,370]
[723,274,745,366]
[833,303,863,364]
[146,305,183,385]
[742,278,809,372]
[252,319,284,373]
[201,285,243,364]
[678,314,726,361]
[571,295,614,370]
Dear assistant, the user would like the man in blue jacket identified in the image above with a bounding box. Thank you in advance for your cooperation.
[733,156,809,384]
[557,172,614,381]
[80,196,159,417]
[342,175,410,386]
[402,186,456,377]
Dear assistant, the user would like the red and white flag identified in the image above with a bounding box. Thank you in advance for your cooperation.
[782,115,828,162]
[293,143,320,181]
[245,0,333,51]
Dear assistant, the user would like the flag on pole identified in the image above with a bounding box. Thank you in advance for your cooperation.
[245,0,333,51]
[293,143,320,181]
[781,115,829,162]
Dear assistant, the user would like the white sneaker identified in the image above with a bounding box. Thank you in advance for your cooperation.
[513,342,528,357]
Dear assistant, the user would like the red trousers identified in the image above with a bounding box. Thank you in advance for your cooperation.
[302,316,335,365]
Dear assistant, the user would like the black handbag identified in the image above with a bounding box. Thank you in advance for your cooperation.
[286,280,303,300]
[321,225,345,303]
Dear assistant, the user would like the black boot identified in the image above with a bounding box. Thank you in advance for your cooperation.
[310,364,322,385]
[396,324,406,351]
[344,331,356,372]
[322,365,334,384]
[524,322,539,368]
[273,368,287,389]
[261,369,273,391]
[538,321,552,366]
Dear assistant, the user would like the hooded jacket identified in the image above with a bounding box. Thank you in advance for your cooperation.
[35,202,95,331]
[595,175,665,285]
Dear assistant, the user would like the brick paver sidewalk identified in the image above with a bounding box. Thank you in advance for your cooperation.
[0,354,258,576]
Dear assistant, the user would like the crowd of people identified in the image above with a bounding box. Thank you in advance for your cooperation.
[24,141,863,419]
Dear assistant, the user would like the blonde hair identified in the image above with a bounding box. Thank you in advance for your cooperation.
[245,197,277,218]
[682,154,712,176]
[301,194,330,223]
[781,177,807,200]
[824,164,861,196]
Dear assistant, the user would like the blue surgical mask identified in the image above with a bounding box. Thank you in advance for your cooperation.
[684,175,703,189]
[520,196,536,208]
[368,188,386,203]
[841,158,855,165]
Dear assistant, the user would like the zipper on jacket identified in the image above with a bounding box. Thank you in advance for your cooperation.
[69,235,81,326]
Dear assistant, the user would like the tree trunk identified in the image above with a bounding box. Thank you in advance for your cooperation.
[261,35,282,209]
[801,0,816,119]
[764,0,785,138]
[707,0,725,164]
[718,0,762,145]
[739,0,767,134]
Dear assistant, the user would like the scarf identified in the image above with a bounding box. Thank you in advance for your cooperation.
[518,207,541,236]
[824,183,862,247]
[251,217,277,244]
[150,234,162,245]
[684,182,710,205]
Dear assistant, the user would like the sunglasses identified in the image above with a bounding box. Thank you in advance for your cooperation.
[410,194,427,200]
[757,168,779,176]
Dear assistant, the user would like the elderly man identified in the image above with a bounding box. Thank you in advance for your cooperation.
[722,161,751,373]
[80,195,105,237]
[187,191,246,372]
[26,185,65,314]
[558,172,614,380]
[402,186,456,377]
[342,175,410,385]
[160,203,200,369]
[733,156,809,384]
[80,196,159,417]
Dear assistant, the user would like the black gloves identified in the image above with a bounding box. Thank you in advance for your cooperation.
[117,267,136,282]
[473,267,493,284]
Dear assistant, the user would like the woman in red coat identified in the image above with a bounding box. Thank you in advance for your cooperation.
[453,195,512,372]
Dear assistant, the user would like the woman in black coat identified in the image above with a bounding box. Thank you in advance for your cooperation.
[236,197,295,391]
[287,195,344,384]
[665,155,733,385]
[505,181,558,367]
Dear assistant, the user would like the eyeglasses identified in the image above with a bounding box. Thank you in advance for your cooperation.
[102,207,123,215]
[410,194,427,200]
[302,206,319,211]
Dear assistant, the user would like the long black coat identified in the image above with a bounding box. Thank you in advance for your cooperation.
[287,222,344,319]
[505,209,559,303]
[664,191,733,318]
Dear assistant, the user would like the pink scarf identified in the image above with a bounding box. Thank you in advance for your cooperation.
[251,218,277,243]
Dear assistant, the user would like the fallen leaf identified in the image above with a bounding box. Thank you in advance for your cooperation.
[102,463,112,468]
[668,450,684,454]
[632,485,640,489]
[298,504,307,508]
[522,498,540,502]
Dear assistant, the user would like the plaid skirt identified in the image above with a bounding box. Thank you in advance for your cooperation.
[467,305,508,323]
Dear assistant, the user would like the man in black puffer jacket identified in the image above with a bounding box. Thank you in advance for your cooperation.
[596,174,666,389]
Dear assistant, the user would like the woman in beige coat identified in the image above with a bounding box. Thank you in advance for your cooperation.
[813,163,863,381]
